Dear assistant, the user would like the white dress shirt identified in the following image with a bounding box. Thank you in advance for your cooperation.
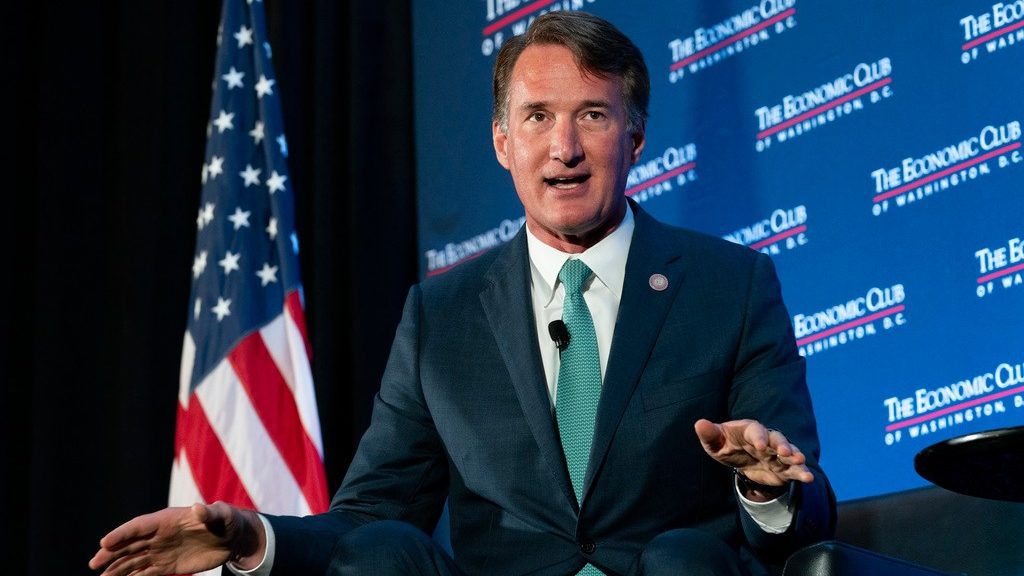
[230,206,791,575]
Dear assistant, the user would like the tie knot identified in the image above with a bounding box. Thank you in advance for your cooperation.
[558,259,593,294]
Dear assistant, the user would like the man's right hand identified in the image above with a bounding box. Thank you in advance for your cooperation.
[89,501,265,576]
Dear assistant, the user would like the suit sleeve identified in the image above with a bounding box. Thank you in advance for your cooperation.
[728,253,837,560]
[266,285,449,574]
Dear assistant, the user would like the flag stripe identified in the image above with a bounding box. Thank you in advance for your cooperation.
[260,309,324,456]
[169,449,206,507]
[177,398,256,509]
[285,290,313,360]
[179,332,197,408]
[229,333,329,513]
[195,360,313,515]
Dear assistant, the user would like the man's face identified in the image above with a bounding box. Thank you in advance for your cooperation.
[493,44,645,251]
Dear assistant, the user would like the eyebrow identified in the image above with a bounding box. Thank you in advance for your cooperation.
[518,99,612,112]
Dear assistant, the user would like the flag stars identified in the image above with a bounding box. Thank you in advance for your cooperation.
[277,134,288,157]
[192,250,208,278]
[201,202,215,225]
[255,75,276,99]
[250,121,265,145]
[266,171,287,194]
[212,297,232,321]
[228,207,252,230]
[222,66,245,89]
[234,25,254,48]
[256,263,279,286]
[266,217,278,240]
[213,110,235,133]
[239,164,262,187]
[208,156,225,180]
[197,202,215,230]
[194,298,202,320]
[219,251,241,276]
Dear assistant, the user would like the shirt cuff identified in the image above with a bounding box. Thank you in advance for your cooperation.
[735,478,795,534]
[225,513,276,576]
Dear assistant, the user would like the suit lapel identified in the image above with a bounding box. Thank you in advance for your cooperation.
[479,230,578,509]
[582,203,687,501]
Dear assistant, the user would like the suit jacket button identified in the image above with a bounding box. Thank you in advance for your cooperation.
[580,540,596,554]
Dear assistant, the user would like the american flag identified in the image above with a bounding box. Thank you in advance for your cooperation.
[169,0,329,556]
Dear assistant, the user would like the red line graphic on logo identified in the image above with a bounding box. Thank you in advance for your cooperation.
[978,261,1024,284]
[749,225,807,251]
[426,247,492,277]
[872,142,1021,204]
[885,383,1024,432]
[795,304,904,348]
[669,9,796,71]
[625,163,696,197]
[482,0,557,36]
[962,18,1024,51]
[756,78,891,140]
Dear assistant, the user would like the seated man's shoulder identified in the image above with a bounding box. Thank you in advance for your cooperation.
[658,221,764,270]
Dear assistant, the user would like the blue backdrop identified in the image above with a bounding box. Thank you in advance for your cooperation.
[412,0,1024,501]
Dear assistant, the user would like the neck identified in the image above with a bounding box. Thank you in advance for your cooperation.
[529,202,628,254]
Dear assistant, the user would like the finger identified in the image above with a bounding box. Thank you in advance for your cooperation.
[99,514,161,551]
[90,537,154,571]
[100,551,150,576]
[781,463,815,484]
[739,421,771,454]
[768,433,808,467]
[765,429,792,456]
[694,419,726,452]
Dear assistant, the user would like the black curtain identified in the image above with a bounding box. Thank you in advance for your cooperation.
[4,2,416,574]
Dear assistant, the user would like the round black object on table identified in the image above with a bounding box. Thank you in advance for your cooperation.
[914,426,1024,503]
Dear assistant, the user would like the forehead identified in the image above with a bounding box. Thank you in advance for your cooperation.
[508,44,624,109]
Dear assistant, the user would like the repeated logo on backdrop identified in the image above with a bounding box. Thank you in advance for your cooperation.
[413,1,1024,500]
[882,358,1024,447]
[870,120,1022,216]
[481,0,599,56]
[723,205,809,256]
[975,234,1024,298]
[791,284,908,358]
[625,143,698,204]
[959,1,1024,64]
[666,0,798,83]
[754,57,893,153]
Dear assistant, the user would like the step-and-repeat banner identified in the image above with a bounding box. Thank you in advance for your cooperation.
[411,0,1024,501]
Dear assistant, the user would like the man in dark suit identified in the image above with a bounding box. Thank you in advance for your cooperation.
[91,11,834,576]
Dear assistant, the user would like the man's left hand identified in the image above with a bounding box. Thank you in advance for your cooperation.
[694,418,814,492]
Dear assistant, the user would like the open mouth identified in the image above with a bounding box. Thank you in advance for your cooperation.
[543,174,590,189]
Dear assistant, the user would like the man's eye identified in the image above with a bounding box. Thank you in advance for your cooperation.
[584,111,606,120]
[529,112,546,122]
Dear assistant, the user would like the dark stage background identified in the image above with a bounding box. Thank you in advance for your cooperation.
[4,2,417,574]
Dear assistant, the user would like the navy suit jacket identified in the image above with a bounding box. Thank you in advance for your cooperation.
[268,203,836,575]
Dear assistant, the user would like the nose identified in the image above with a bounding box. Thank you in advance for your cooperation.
[549,118,583,166]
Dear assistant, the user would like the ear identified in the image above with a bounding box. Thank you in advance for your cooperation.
[630,125,646,165]
[492,120,510,170]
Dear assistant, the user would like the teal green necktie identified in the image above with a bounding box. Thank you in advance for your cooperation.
[555,259,603,575]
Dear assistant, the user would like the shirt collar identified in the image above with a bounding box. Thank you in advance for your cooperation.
[526,204,635,308]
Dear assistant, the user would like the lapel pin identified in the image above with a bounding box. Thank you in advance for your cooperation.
[648,273,668,291]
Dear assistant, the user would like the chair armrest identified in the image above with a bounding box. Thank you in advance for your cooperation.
[782,541,962,576]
